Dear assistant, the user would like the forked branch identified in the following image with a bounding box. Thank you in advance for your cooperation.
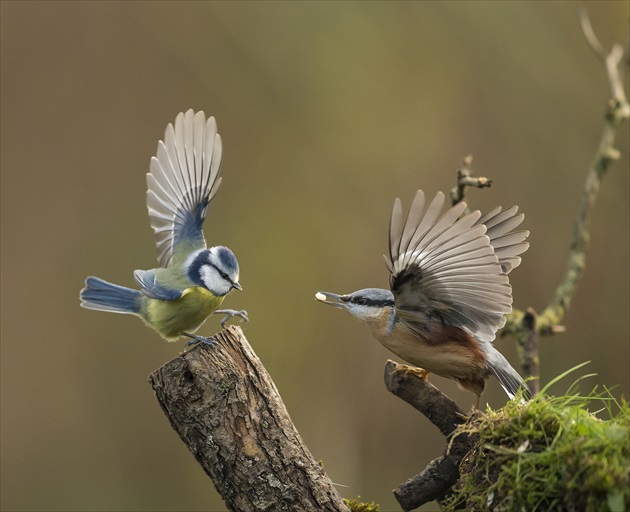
[499,10,628,395]
[384,361,476,511]
[449,155,493,207]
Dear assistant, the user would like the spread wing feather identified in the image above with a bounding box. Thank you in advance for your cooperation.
[387,191,529,343]
[388,198,404,265]
[417,229,489,269]
[475,205,529,273]
[146,110,223,267]
[400,192,445,270]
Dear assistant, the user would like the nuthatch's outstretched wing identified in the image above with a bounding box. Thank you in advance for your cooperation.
[385,191,529,344]
[146,110,223,267]
[475,205,529,274]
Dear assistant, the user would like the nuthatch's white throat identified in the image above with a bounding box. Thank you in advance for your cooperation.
[80,110,247,345]
[317,190,530,407]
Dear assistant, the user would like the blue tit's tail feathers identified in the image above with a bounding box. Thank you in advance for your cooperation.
[487,348,531,402]
[80,277,141,314]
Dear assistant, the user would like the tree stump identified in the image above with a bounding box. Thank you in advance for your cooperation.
[149,326,349,512]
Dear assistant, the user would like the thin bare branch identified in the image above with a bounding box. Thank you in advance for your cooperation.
[579,7,629,114]
[579,7,608,61]
[503,8,629,383]
[537,14,629,335]
[449,155,493,207]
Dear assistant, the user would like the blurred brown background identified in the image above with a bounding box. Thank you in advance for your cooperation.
[1,2,628,511]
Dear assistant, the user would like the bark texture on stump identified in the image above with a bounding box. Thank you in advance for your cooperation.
[149,326,349,512]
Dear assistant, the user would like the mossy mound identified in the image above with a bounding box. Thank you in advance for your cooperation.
[443,372,629,512]
[344,497,380,512]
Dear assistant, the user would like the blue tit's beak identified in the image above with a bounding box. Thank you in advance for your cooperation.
[315,291,348,308]
[233,282,243,291]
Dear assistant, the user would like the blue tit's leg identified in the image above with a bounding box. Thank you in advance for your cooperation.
[214,309,249,327]
[182,332,218,348]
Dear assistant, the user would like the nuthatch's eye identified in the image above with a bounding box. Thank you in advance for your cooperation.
[356,297,367,305]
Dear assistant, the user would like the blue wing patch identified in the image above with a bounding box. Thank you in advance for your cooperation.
[133,269,182,301]
[146,111,223,267]
[172,196,208,255]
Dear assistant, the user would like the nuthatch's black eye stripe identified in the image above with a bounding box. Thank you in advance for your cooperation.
[349,296,394,307]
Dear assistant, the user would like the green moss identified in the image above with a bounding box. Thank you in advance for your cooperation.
[218,379,234,395]
[344,497,380,512]
[442,366,629,512]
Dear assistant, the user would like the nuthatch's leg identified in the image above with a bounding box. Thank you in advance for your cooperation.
[214,309,249,327]
[182,332,218,348]
[398,364,430,381]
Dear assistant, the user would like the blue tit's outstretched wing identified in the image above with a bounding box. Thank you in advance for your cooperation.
[146,110,223,267]
[385,191,529,344]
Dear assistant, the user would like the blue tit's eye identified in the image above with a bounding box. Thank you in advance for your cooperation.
[220,271,229,280]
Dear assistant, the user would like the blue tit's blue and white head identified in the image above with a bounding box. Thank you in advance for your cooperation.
[187,246,242,297]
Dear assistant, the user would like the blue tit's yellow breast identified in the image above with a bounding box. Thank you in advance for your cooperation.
[144,286,225,341]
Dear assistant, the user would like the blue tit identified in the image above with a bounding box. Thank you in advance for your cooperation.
[316,190,530,407]
[80,110,247,344]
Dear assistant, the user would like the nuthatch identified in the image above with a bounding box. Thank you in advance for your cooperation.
[317,190,530,406]
[80,110,247,345]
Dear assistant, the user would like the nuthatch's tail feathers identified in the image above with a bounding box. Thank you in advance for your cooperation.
[486,348,531,401]
[80,277,141,315]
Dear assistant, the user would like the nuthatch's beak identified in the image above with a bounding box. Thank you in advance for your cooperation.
[233,282,243,291]
[315,291,348,308]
